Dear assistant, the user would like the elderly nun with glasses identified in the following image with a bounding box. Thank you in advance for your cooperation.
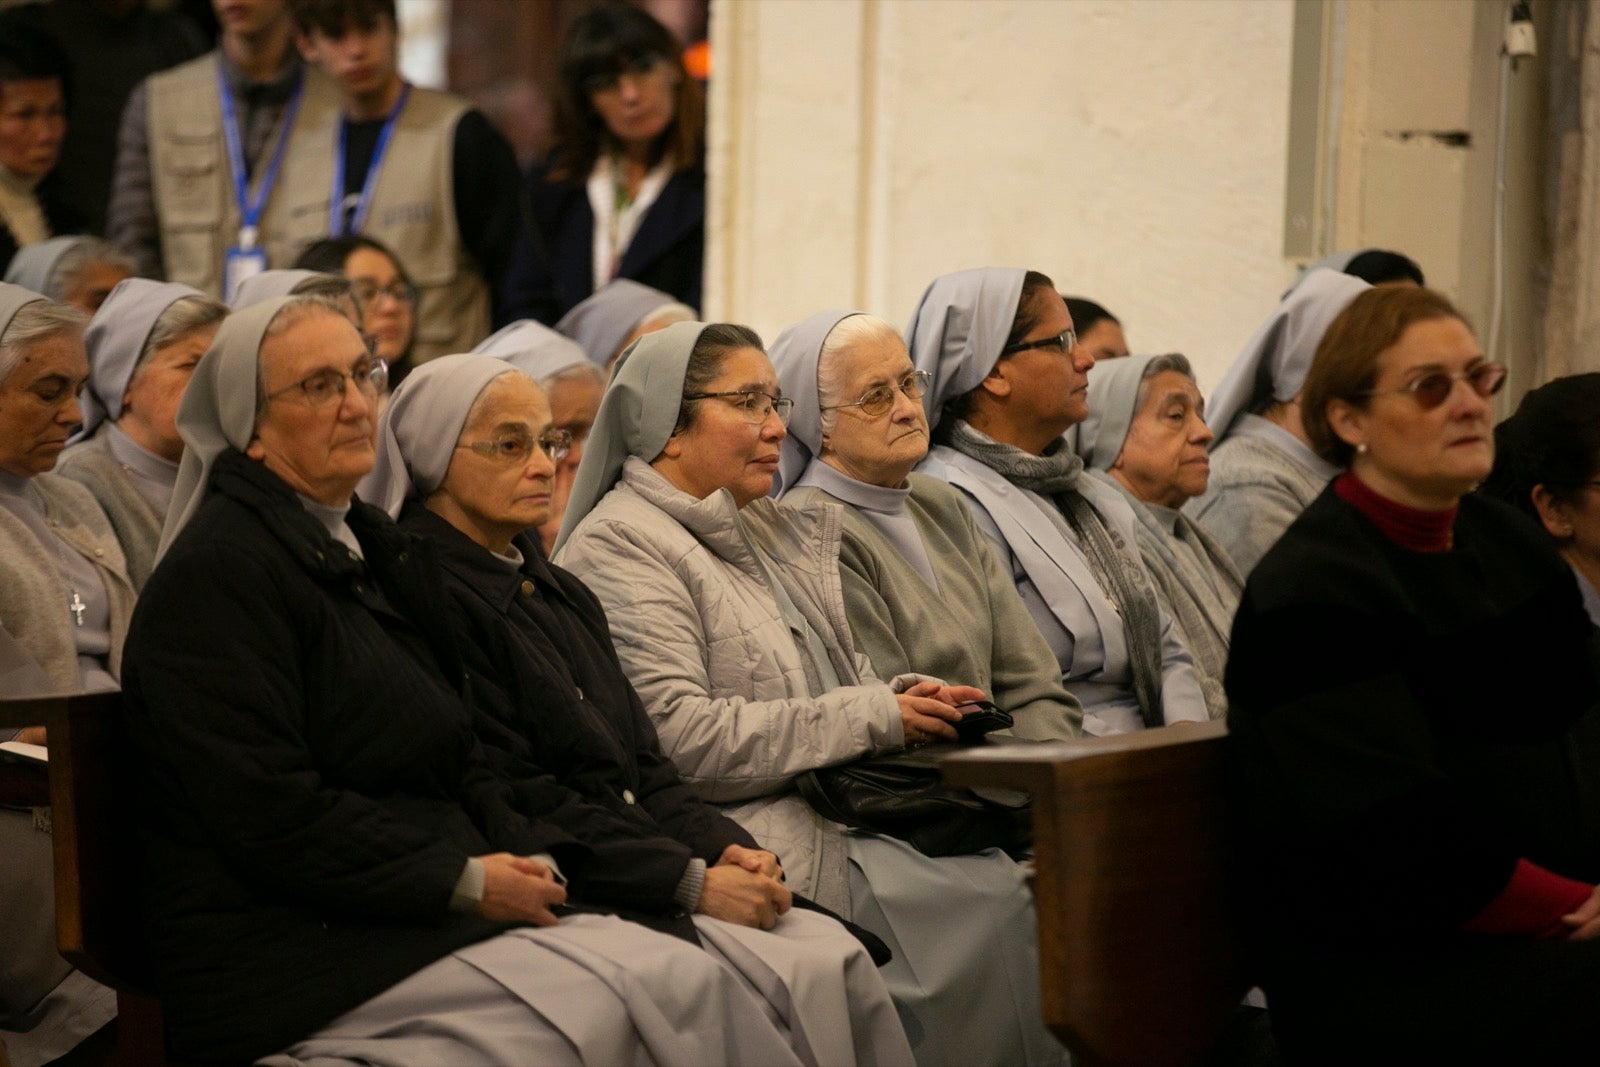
[358,352,912,1067]
[766,308,1081,1065]
[554,321,1068,1067]
[1226,284,1600,1063]
[121,296,843,1067]
[1187,268,1370,575]
[1074,352,1243,718]
[909,267,1208,736]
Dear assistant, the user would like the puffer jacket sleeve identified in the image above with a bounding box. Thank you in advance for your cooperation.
[560,516,904,804]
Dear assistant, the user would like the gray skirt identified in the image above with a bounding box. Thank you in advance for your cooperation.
[847,834,1069,1067]
[261,909,912,1067]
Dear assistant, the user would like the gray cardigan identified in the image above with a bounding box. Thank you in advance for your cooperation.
[0,474,134,691]
[57,432,167,591]
[788,472,1082,740]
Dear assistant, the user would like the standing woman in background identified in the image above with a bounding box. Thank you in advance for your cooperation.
[506,2,705,323]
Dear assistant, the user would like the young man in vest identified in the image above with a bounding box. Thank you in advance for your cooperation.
[281,0,524,363]
[107,0,328,296]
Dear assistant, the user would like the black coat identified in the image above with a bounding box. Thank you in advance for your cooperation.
[121,451,590,1063]
[1226,486,1600,1062]
[399,505,755,925]
[503,159,704,324]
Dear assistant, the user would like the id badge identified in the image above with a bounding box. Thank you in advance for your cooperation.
[223,245,268,303]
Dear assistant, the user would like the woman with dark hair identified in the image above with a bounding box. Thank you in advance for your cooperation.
[0,18,75,274]
[505,2,705,322]
[908,267,1208,735]
[295,234,417,384]
[1228,285,1600,1063]
[1062,295,1128,362]
[1480,372,1600,625]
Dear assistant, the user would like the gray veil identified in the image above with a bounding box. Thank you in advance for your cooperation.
[903,267,1024,431]
[552,320,710,550]
[767,309,859,496]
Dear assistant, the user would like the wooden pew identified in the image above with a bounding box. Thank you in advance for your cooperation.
[942,720,1247,1067]
[1,692,170,1067]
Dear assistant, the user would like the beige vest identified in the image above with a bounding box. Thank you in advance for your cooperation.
[275,85,490,364]
[145,54,336,296]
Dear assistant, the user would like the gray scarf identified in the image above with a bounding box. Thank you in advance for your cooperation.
[944,419,1165,727]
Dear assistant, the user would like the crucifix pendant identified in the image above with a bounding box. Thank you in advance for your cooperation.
[69,590,85,627]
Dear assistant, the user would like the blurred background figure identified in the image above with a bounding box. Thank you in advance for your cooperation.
[1063,295,1129,363]
[1288,247,1425,297]
[556,276,695,373]
[4,235,134,316]
[296,234,417,384]
[1480,372,1600,625]
[7,0,206,236]
[507,2,706,322]
[1189,269,1369,576]
[0,18,74,276]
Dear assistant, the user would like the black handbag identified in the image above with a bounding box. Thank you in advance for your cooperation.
[795,703,1033,859]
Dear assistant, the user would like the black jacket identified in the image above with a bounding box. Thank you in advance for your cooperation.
[122,451,589,1063]
[503,158,704,324]
[399,505,755,924]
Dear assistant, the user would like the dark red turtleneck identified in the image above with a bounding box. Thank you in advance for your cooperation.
[1333,471,1456,553]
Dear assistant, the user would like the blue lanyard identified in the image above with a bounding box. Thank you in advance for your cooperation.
[330,83,411,236]
[216,60,303,249]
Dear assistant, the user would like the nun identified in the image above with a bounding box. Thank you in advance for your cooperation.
[358,354,913,1067]
[1076,352,1242,718]
[121,294,829,1066]
[1287,247,1425,294]
[1188,268,1369,575]
[0,282,124,1067]
[3,235,132,316]
[554,321,1068,1067]
[56,279,227,589]
[908,266,1208,736]
[555,277,696,371]
[769,308,1082,739]
[474,321,603,553]
[230,268,363,326]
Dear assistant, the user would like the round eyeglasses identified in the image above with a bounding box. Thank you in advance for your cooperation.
[820,370,932,418]
[999,329,1077,357]
[265,357,388,407]
[683,390,794,426]
[1362,361,1507,411]
[352,279,417,308]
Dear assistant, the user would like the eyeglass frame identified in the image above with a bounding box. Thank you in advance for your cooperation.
[819,369,933,419]
[263,355,389,407]
[454,427,574,465]
[682,390,795,426]
[999,329,1078,358]
[1360,360,1507,411]
[351,278,418,308]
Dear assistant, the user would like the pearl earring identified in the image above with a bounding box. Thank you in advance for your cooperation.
[1356,443,1369,455]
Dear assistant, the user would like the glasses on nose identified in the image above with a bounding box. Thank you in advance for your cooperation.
[684,389,794,426]
[820,370,932,418]
[456,428,573,465]
[1363,361,1507,411]
[265,357,388,407]
[999,329,1078,357]
[583,53,665,96]
[352,279,417,308]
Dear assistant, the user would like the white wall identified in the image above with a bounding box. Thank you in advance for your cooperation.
[707,0,1300,392]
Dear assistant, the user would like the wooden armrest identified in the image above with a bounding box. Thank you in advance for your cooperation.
[942,721,1245,1067]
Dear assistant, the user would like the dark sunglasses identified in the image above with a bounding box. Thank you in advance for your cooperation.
[1362,361,1507,411]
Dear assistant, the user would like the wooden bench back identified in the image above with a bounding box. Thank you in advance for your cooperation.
[3,692,169,1066]
[943,721,1246,1067]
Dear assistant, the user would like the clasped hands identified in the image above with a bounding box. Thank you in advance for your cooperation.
[896,680,986,747]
